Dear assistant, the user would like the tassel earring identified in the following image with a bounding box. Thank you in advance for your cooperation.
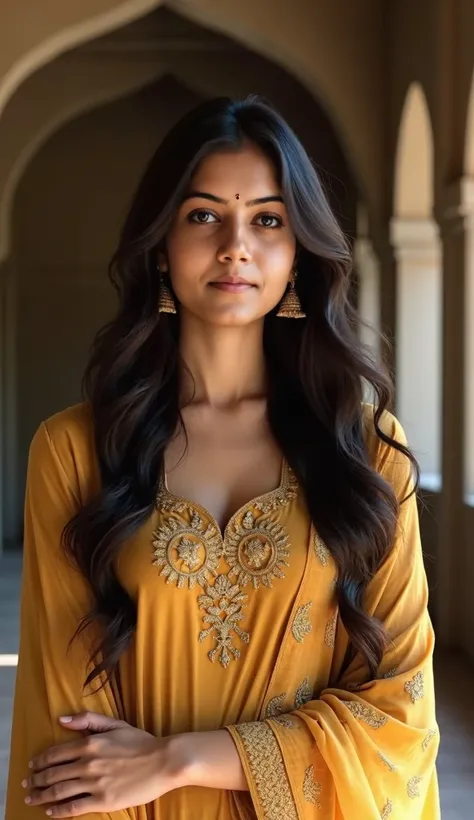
[157,265,177,314]
[277,268,306,319]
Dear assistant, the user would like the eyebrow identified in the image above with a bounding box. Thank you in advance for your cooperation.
[182,191,284,207]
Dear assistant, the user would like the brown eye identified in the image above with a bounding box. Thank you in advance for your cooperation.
[254,214,283,229]
[188,210,218,224]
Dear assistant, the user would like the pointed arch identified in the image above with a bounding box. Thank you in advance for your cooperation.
[394,82,434,219]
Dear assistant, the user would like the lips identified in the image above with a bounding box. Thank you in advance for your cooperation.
[209,278,256,293]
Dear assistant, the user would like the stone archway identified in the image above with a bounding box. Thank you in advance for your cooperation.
[391,82,441,486]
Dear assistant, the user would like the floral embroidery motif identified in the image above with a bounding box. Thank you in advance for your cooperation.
[264,693,286,719]
[422,728,437,751]
[380,799,393,818]
[382,667,398,679]
[314,532,330,566]
[197,575,250,667]
[233,722,298,819]
[303,765,322,807]
[274,714,300,729]
[294,677,312,710]
[324,611,337,648]
[152,514,222,589]
[341,701,388,729]
[292,602,313,643]
[405,671,425,704]
[407,776,422,799]
[226,513,290,589]
[378,751,397,771]
[153,465,298,664]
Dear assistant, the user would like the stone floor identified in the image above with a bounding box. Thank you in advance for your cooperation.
[0,550,473,817]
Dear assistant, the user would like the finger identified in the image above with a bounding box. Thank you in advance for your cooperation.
[30,737,93,772]
[59,712,124,733]
[44,794,101,818]
[26,779,93,808]
[24,761,83,790]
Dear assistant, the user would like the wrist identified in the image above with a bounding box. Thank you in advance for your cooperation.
[161,732,196,790]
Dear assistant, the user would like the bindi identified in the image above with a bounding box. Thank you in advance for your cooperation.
[235,193,240,200]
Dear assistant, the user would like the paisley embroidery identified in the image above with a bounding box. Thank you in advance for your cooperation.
[407,776,422,799]
[197,575,250,667]
[380,799,393,818]
[378,751,397,771]
[422,728,437,751]
[264,693,286,719]
[324,611,337,648]
[303,765,322,807]
[292,602,313,643]
[153,464,298,664]
[341,701,388,729]
[404,671,425,704]
[294,677,312,709]
[314,532,330,566]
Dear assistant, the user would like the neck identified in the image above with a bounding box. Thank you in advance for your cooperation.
[178,312,267,408]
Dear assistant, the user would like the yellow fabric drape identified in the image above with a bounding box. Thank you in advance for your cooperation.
[227,413,439,819]
[6,404,439,820]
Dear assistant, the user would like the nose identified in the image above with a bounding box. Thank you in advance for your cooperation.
[216,221,252,265]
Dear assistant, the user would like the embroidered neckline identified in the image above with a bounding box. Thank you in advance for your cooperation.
[159,457,298,539]
[152,460,299,667]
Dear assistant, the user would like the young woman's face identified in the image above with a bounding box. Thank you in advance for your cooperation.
[163,142,296,326]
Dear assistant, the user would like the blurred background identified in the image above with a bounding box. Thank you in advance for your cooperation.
[0,0,473,816]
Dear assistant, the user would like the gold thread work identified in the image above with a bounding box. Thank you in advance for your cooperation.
[302,765,322,808]
[407,776,423,799]
[294,677,313,710]
[264,694,286,719]
[378,752,397,772]
[292,602,313,643]
[341,701,388,729]
[422,729,437,751]
[314,532,330,566]
[404,671,425,704]
[234,722,298,820]
[324,611,337,648]
[152,465,298,665]
[380,799,393,819]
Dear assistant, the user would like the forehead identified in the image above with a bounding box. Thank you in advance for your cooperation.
[190,143,280,195]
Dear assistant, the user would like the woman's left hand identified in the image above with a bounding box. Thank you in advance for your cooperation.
[23,712,184,817]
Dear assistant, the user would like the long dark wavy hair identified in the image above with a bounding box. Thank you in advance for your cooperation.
[63,96,419,691]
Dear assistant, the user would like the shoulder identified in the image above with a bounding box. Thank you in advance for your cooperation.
[361,402,414,495]
[29,402,99,503]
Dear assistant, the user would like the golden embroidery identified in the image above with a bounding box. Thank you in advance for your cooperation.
[292,602,313,643]
[294,677,312,709]
[405,671,425,704]
[382,667,398,679]
[274,714,300,729]
[226,513,290,589]
[380,799,393,818]
[197,575,250,667]
[422,728,437,751]
[152,514,222,589]
[324,611,337,648]
[154,466,298,665]
[341,701,388,729]
[314,532,330,566]
[264,693,286,719]
[234,722,298,820]
[302,765,322,807]
[407,776,422,799]
[378,751,397,771]
[254,463,299,513]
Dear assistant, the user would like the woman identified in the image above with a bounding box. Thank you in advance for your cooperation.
[6,96,439,820]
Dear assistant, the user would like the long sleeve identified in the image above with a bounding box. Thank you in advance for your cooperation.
[227,413,440,820]
[5,421,133,820]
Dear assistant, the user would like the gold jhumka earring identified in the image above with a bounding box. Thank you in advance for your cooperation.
[157,265,177,314]
[276,268,306,319]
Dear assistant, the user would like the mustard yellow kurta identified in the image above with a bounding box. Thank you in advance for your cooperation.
[6,402,440,819]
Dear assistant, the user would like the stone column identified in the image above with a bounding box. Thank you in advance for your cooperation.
[354,207,381,363]
[390,217,442,480]
[436,178,473,648]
